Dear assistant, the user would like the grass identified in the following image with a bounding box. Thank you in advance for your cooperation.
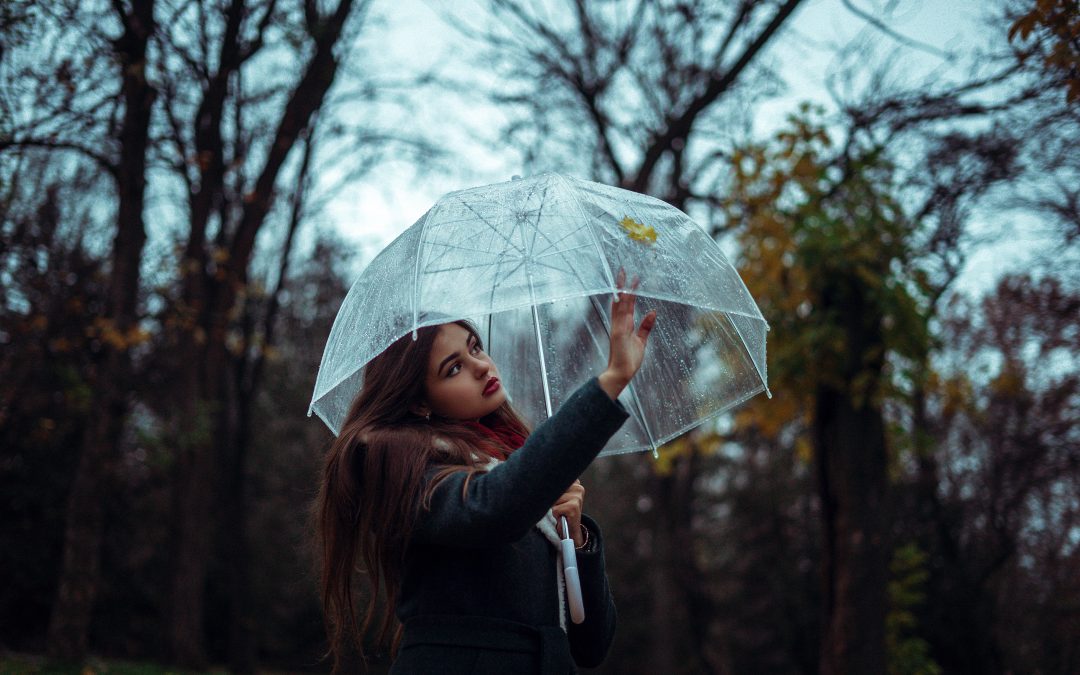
[0,654,232,675]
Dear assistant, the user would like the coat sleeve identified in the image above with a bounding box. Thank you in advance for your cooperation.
[568,513,617,668]
[411,376,629,548]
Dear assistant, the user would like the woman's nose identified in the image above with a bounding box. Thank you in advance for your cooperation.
[470,356,490,377]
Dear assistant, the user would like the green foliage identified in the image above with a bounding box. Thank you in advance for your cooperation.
[886,543,942,675]
[726,105,933,447]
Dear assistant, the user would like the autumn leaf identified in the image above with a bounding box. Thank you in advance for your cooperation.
[619,215,657,244]
[1009,12,1038,42]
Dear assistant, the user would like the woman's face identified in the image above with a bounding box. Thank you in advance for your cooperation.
[421,323,507,421]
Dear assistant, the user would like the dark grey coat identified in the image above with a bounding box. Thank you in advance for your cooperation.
[390,376,628,674]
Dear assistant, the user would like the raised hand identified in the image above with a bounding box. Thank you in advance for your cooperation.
[598,268,656,400]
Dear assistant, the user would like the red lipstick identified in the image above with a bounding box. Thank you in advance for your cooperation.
[483,377,501,396]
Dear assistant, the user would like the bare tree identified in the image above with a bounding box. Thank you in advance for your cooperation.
[0,0,160,660]
[145,0,368,666]
[1,0,427,666]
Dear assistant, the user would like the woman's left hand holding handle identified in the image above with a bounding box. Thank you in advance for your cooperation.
[552,480,586,547]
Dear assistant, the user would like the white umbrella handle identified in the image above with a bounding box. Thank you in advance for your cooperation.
[560,515,585,624]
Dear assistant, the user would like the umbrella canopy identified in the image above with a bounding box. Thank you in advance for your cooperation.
[309,172,769,456]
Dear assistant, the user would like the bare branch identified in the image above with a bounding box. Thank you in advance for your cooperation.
[229,0,359,278]
[714,0,755,66]
[841,0,955,62]
[0,138,117,177]
[238,0,279,64]
[632,0,805,192]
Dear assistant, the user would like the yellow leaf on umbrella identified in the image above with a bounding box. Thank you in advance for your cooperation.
[619,215,657,244]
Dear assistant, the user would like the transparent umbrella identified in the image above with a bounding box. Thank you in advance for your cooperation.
[309,172,771,456]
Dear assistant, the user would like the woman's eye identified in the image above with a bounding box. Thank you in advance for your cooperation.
[447,363,461,376]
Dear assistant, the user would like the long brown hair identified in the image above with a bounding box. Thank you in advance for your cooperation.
[315,320,530,672]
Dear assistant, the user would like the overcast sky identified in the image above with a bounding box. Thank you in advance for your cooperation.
[318,0,1038,296]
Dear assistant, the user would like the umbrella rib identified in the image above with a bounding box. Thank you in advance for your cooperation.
[423,217,531,277]
[423,258,526,275]
[475,250,529,313]
[501,196,610,299]
[460,199,524,255]
[440,211,519,239]
[726,314,772,398]
[555,175,618,299]
[514,179,545,261]
[528,256,585,279]
[487,205,529,311]
[535,242,593,260]
[426,237,585,277]
[477,256,528,307]
[520,209,603,294]
[496,256,527,284]
[411,209,434,339]
[525,182,547,258]
[521,178,555,417]
[425,240,514,257]
[529,226,589,259]
[513,181,596,301]
[525,268,554,420]
[422,224,512,269]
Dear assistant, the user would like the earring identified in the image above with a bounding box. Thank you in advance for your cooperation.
[425,412,431,421]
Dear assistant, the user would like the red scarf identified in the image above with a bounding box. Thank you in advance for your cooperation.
[461,417,527,461]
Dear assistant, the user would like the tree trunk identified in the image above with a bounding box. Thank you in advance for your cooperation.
[46,1,155,660]
[222,124,314,673]
[167,342,224,668]
[647,449,715,673]
[649,472,679,675]
[815,385,889,674]
[166,2,356,665]
[673,447,721,674]
[222,362,257,673]
[46,391,111,660]
[815,278,889,675]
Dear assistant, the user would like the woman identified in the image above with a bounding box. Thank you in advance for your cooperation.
[316,270,657,674]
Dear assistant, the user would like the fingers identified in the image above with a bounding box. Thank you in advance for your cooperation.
[554,481,584,501]
[553,481,585,508]
[622,276,639,314]
[637,309,657,340]
[614,268,639,290]
[551,504,582,522]
[612,268,638,324]
[553,481,585,545]
[613,268,656,336]
[551,504,577,516]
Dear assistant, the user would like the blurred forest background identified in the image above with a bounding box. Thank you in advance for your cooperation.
[1,0,1078,673]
